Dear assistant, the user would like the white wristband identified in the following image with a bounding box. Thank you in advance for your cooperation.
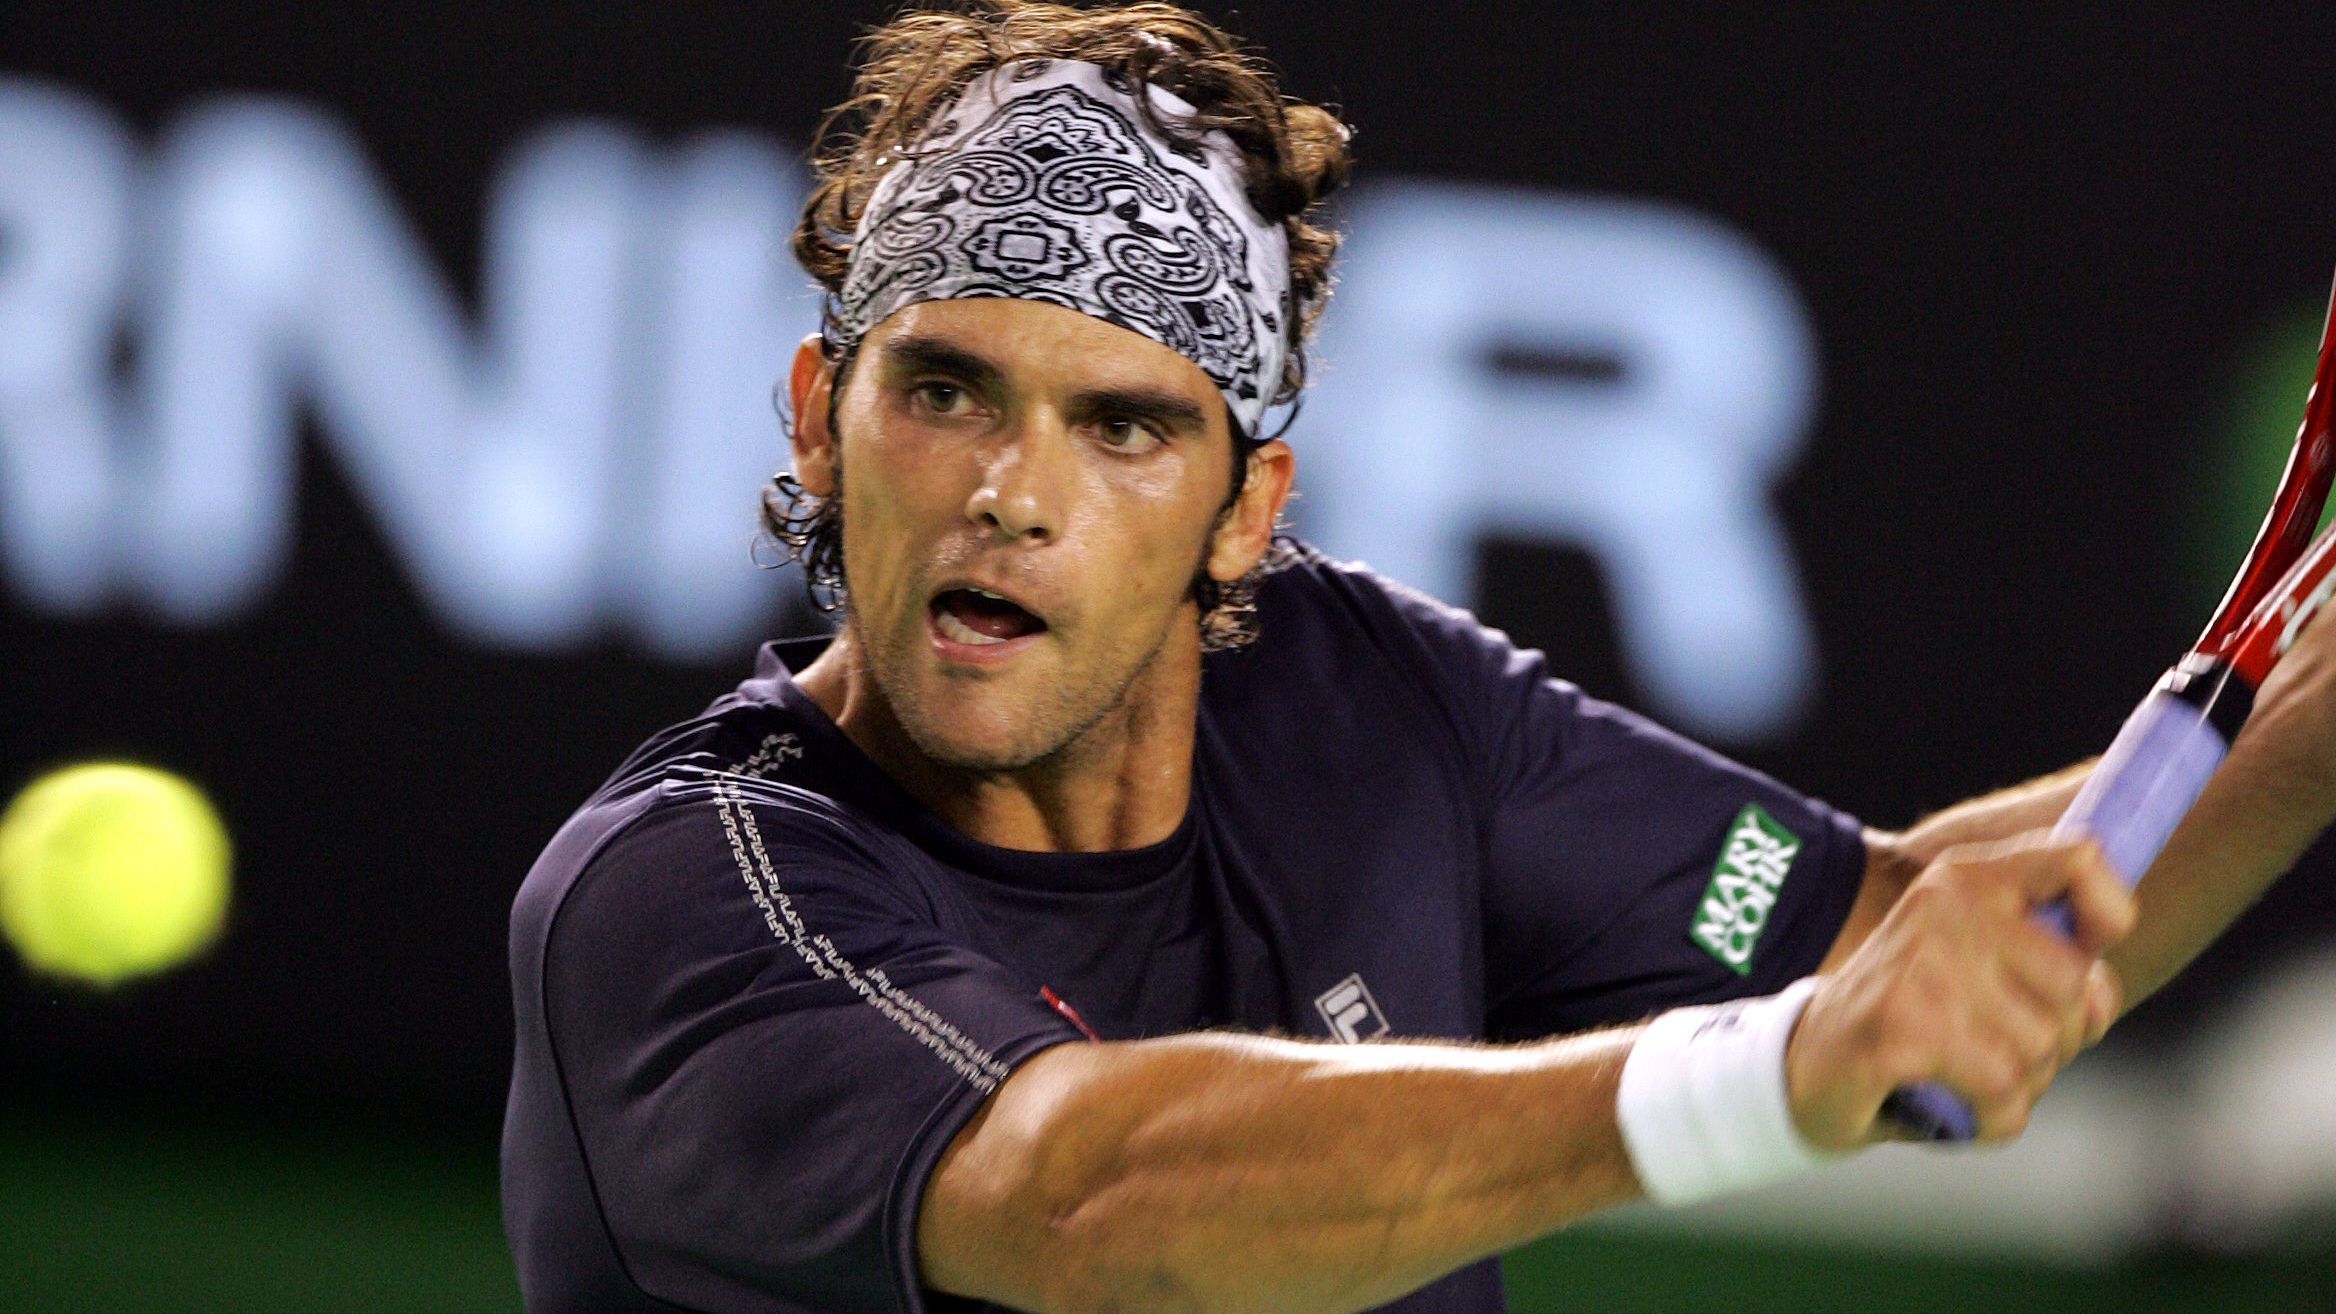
[1615,977,1831,1206]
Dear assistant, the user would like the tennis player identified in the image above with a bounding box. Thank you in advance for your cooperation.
[500,4,2336,1311]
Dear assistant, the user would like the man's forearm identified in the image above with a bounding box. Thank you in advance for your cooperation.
[917,1028,1644,1314]
[2109,691,2336,1002]
[1875,689,2334,1009]
[1822,763,2095,973]
[1892,761,2093,866]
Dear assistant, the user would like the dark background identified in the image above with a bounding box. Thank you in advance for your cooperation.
[6,0,2336,1283]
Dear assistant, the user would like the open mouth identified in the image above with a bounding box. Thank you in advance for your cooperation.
[929,587,1048,648]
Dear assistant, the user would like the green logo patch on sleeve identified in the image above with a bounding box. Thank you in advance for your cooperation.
[1690,803,1803,976]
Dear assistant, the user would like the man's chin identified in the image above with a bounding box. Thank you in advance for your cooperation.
[863,620,1157,777]
[892,675,1111,772]
[900,720,1060,774]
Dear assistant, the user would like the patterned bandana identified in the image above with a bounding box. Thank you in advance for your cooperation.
[835,58,1293,438]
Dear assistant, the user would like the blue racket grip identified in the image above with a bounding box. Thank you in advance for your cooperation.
[1879,660,2242,1142]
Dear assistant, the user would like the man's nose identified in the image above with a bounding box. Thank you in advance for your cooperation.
[964,415,1073,544]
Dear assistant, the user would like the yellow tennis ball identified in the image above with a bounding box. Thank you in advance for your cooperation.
[0,763,232,986]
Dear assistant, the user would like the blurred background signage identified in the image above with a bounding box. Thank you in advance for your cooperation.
[0,80,1820,737]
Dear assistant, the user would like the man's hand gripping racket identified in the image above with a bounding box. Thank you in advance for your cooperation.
[1881,278,2336,1140]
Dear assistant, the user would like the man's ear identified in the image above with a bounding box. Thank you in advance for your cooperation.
[1207,439,1296,584]
[787,333,839,496]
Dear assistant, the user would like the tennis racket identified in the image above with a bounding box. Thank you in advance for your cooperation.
[1882,275,2336,1141]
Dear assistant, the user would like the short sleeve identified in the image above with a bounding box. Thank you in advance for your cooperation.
[539,782,1084,1314]
[1364,574,1865,1039]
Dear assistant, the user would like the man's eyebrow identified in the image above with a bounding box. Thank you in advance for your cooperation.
[876,335,1005,389]
[1073,386,1211,433]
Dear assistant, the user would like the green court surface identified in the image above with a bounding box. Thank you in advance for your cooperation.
[5,1104,2331,1313]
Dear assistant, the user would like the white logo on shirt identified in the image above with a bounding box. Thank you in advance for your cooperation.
[732,733,806,779]
[1315,973,1391,1043]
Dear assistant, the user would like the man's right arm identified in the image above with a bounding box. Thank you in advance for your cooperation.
[919,1024,1642,1314]
[917,836,2137,1314]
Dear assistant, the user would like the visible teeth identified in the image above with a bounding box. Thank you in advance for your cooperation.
[969,587,1008,602]
[936,607,1005,646]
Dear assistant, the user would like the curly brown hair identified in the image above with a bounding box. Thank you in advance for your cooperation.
[763,0,1353,649]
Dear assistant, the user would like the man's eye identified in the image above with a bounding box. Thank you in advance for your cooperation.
[913,382,970,415]
[1098,417,1160,450]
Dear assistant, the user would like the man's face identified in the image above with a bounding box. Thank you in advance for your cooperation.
[804,298,1260,772]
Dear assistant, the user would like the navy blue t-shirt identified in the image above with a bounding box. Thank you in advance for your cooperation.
[502,544,1865,1314]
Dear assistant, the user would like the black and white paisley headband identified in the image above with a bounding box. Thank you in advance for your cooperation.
[835,58,1294,438]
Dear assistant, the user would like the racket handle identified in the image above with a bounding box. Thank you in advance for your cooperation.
[2047,657,2244,887]
[1879,660,2244,1143]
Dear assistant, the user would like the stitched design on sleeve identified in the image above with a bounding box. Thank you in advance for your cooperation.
[728,733,806,780]
[708,769,1009,1092]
